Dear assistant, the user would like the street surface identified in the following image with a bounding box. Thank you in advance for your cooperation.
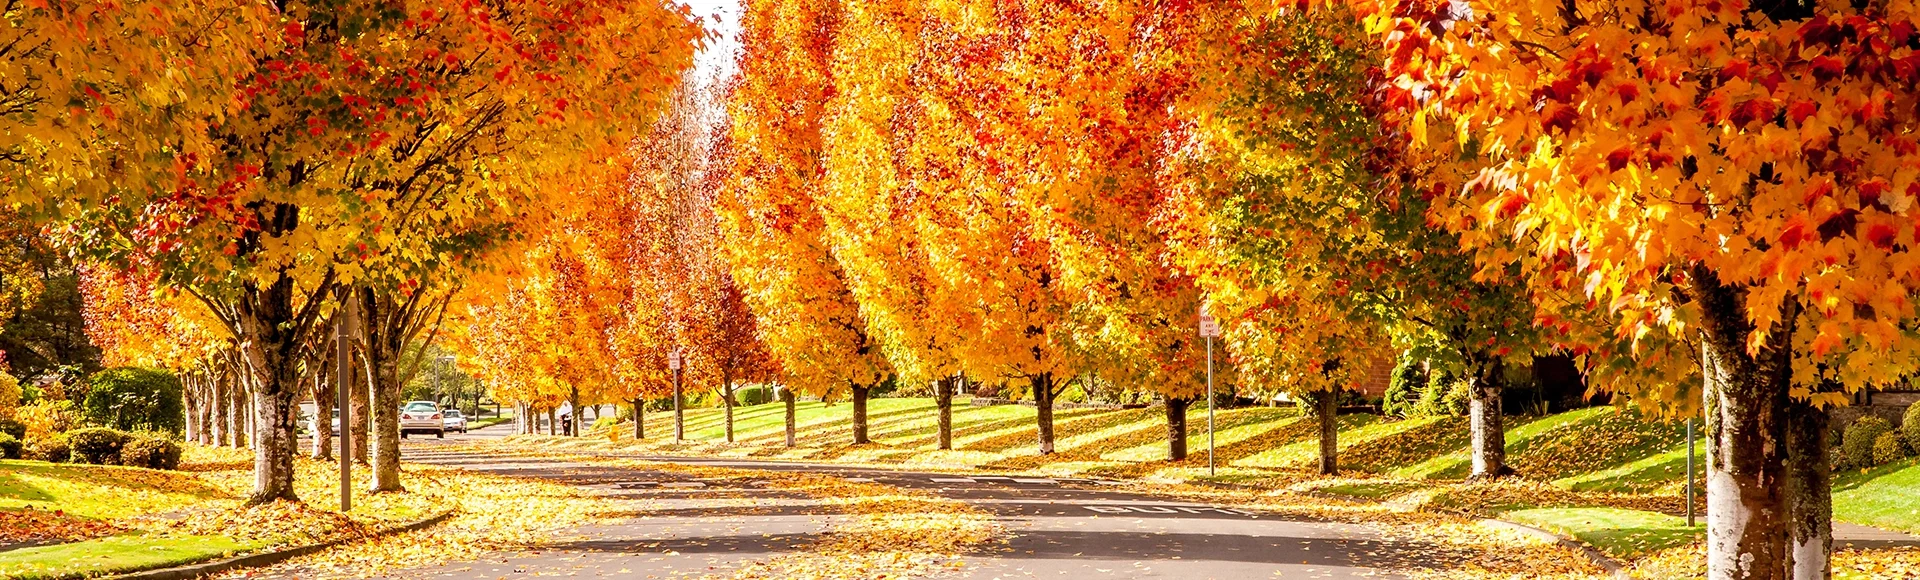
[298,421,1427,579]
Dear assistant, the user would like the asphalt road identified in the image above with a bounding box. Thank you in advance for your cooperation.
[363,422,1426,579]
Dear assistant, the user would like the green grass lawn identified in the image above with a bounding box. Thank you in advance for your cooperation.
[1502,507,1702,559]
[0,460,229,519]
[0,534,255,580]
[1834,457,1920,534]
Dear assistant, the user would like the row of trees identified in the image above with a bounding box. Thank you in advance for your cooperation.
[13,0,706,503]
[456,1,1920,579]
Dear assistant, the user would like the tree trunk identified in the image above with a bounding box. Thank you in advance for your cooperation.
[569,386,582,437]
[230,373,249,449]
[1694,265,1794,580]
[1033,373,1056,455]
[1166,396,1190,461]
[366,345,403,492]
[231,272,326,505]
[546,407,557,436]
[1317,389,1338,476]
[213,373,231,447]
[1468,355,1513,480]
[632,399,645,440]
[782,387,796,447]
[851,384,871,445]
[311,372,334,461]
[1785,398,1832,580]
[723,370,736,443]
[936,377,955,451]
[349,348,369,464]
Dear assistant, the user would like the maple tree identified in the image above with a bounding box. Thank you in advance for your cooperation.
[722,0,893,447]
[34,0,702,503]
[1159,5,1542,479]
[1352,0,1920,575]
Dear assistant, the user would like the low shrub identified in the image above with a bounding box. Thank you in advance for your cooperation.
[1906,404,1920,455]
[25,434,68,463]
[1872,431,1910,466]
[119,436,183,470]
[67,427,131,465]
[14,400,77,439]
[0,417,24,440]
[736,384,772,406]
[1842,416,1895,470]
[0,433,20,459]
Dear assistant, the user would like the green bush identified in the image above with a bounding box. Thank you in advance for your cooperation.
[119,436,183,470]
[1383,354,1427,418]
[736,384,772,406]
[66,427,131,465]
[1872,431,1910,467]
[1416,370,1468,417]
[0,433,20,459]
[0,417,24,440]
[1905,404,1920,454]
[1843,416,1896,470]
[83,368,185,435]
[25,434,68,463]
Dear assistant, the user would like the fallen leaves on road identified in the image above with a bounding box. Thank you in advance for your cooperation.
[214,464,613,579]
[620,460,1001,580]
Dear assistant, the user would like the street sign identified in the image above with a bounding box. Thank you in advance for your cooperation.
[1198,303,1221,338]
[668,351,683,370]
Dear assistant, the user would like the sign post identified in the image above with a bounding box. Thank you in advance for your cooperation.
[669,350,684,442]
[336,297,354,512]
[1199,303,1222,476]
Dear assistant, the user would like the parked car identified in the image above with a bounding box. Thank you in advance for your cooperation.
[442,409,468,433]
[400,401,445,438]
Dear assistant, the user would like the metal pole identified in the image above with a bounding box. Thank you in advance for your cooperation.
[1207,335,1215,477]
[673,365,684,442]
[335,301,352,513]
[1686,417,1695,527]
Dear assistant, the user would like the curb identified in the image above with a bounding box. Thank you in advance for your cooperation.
[99,509,456,580]
[1480,518,1630,579]
[1302,488,1630,579]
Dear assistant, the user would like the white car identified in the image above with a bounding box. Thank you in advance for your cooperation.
[441,409,468,433]
[400,401,445,438]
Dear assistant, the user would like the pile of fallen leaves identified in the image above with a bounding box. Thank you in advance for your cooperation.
[221,463,614,578]
[1628,544,1920,579]
[1510,409,1687,481]
[0,506,121,545]
[158,501,375,547]
[1413,478,1688,516]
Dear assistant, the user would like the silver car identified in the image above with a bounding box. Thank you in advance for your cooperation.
[441,409,468,433]
[400,401,445,438]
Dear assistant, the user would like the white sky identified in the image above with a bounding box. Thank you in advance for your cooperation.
[681,0,743,83]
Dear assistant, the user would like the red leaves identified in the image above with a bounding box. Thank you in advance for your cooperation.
[1787,100,1818,125]
[1727,98,1776,127]
[1810,55,1847,82]
[1605,146,1632,172]
[1865,223,1898,250]
[1779,218,1811,250]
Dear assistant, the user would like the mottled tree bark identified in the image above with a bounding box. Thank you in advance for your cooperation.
[1033,373,1057,455]
[1695,265,1793,580]
[311,371,334,461]
[1468,355,1513,480]
[1317,389,1338,476]
[1166,396,1190,461]
[851,384,872,445]
[568,386,582,438]
[782,388,797,447]
[723,368,736,443]
[1785,398,1831,580]
[936,377,956,451]
[213,373,231,447]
